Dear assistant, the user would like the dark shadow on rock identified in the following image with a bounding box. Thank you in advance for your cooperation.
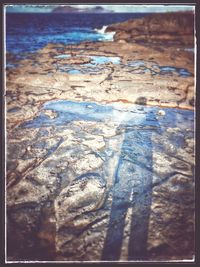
[101,97,159,261]
[135,97,147,105]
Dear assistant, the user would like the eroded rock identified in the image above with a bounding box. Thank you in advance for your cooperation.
[6,11,195,262]
[54,173,107,257]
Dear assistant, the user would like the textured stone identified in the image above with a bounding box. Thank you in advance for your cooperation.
[107,12,194,46]
[6,11,195,262]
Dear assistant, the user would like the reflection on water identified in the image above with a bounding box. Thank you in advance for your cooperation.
[21,100,194,132]
[21,100,152,128]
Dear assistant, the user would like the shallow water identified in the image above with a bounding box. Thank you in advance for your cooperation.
[86,55,121,65]
[67,69,82,74]
[177,47,194,53]
[127,60,146,67]
[55,57,192,76]
[55,54,120,74]
[184,48,194,53]
[21,100,194,133]
[54,54,71,59]
[6,63,19,69]
[7,107,21,113]
[126,60,193,77]
[58,65,104,74]
[159,66,192,77]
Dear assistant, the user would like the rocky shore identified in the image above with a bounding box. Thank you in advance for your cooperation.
[6,12,195,261]
[106,12,194,45]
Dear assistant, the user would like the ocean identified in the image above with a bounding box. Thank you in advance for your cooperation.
[6,13,148,57]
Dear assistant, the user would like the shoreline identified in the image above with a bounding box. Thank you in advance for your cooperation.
[5,11,195,262]
[6,12,195,120]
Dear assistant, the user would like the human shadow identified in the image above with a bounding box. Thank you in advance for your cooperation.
[101,97,159,261]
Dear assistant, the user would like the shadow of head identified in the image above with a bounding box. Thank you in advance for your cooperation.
[135,97,147,105]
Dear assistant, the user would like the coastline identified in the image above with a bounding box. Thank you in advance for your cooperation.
[6,12,195,262]
[6,12,195,120]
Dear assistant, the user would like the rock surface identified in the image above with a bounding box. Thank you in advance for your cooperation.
[6,12,195,262]
[106,12,194,46]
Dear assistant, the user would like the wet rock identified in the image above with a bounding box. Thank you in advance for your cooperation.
[55,173,106,221]
[7,179,50,208]
[54,173,107,257]
[6,11,195,262]
[148,173,194,260]
[82,134,105,150]
[43,109,58,119]
[72,154,104,176]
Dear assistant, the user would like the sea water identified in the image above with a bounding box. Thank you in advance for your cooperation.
[6,13,148,57]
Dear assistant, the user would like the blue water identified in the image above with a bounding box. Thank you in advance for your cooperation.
[127,60,193,77]
[53,55,121,74]
[21,100,194,131]
[159,66,192,77]
[85,55,121,65]
[6,12,193,78]
[6,13,148,56]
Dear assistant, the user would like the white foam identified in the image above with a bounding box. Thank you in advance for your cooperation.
[95,25,116,41]
[95,25,108,34]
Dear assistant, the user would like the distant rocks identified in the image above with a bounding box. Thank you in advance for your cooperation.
[106,12,194,46]
[52,6,78,13]
[52,5,112,14]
